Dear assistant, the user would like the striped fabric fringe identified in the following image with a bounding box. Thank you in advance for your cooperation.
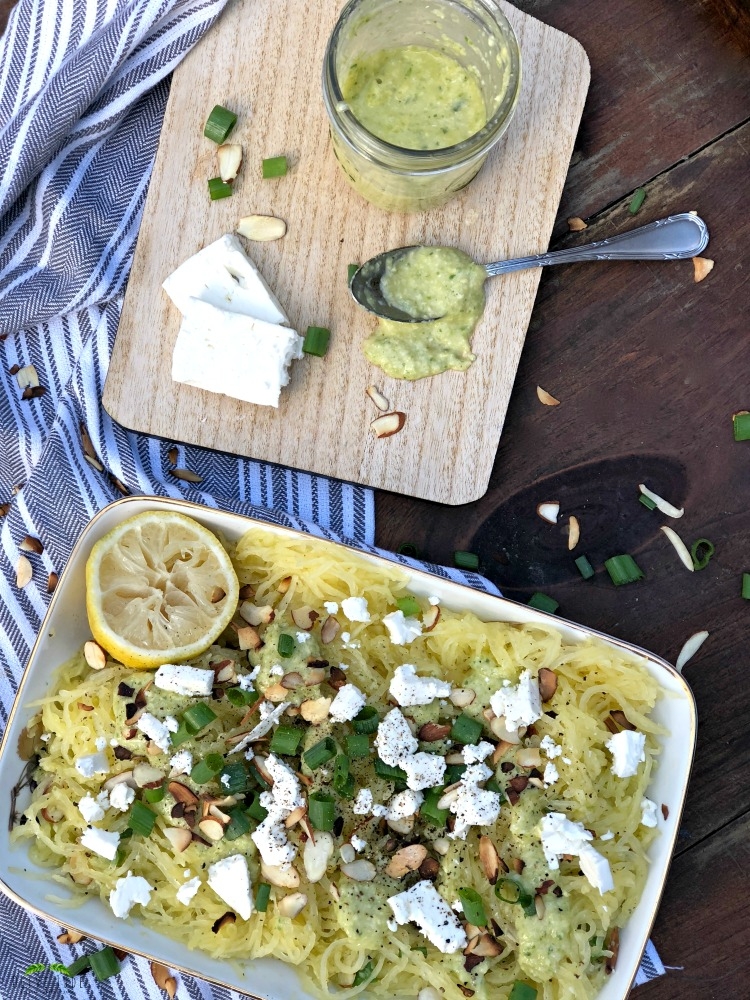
[0,0,665,996]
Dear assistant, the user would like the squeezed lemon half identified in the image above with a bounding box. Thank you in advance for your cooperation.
[85,510,239,669]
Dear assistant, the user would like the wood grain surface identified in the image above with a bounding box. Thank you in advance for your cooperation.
[104,0,589,505]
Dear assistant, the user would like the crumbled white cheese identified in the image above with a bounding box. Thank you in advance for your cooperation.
[385,789,424,820]
[389,664,451,707]
[136,712,172,753]
[461,741,495,765]
[340,631,360,649]
[81,826,120,860]
[428,595,440,606]
[606,730,646,778]
[341,597,371,622]
[600,830,615,841]
[163,715,179,733]
[452,898,463,913]
[172,299,303,409]
[539,812,614,894]
[388,881,467,953]
[640,798,659,828]
[351,834,367,852]
[78,794,106,824]
[40,732,51,743]
[296,631,311,644]
[207,854,254,920]
[270,664,284,676]
[578,844,615,894]
[238,665,260,690]
[375,708,418,767]
[403,752,446,791]
[353,789,374,815]
[109,871,154,918]
[448,763,501,839]
[176,875,201,905]
[387,917,398,932]
[540,735,562,759]
[154,663,214,697]
[329,683,367,723]
[109,783,135,812]
[324,601,339,615]
[75,752,109,778]
[169,749,193,775]
[544,762,559,786]
[95,736,108,752]
[230,701,291,755]
[489,670,542,733]
[382,611,423,645]
[251,754,304,869]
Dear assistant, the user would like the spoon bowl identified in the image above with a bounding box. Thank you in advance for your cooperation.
[350,213,710,323]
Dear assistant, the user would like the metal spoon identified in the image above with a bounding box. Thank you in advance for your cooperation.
[350,212,710,323]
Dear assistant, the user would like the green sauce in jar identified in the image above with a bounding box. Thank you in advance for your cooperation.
[341,45,487,150]
[362,246,486,380]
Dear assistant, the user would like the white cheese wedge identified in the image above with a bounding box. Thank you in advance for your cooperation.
[172,299,304,408]
[163,233,288,326]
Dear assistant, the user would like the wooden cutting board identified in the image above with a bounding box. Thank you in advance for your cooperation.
[104,0,589,505]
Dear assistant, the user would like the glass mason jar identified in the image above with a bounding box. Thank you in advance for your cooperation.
[322,0,521,213]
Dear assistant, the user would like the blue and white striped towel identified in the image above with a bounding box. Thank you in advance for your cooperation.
[0,1,667,996]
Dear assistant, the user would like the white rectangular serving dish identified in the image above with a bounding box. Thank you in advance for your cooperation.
[0,496,696,1000]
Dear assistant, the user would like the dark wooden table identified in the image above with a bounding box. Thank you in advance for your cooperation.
[2,0,749,996]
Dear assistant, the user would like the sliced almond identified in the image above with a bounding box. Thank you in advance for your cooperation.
[491,740,514,765]
[171,467,203,483]
[237,214,287,242]
[150,961,177,998]
[217,142,242,182]
[371,411,406,438]
[471,933,503,957]
[567,216,588,232]
[303,830,334,882]
[385,844,428,878]
[387,815,414,835]
[210,586,226,604]
[277,891,308,918]
[252,755,275,786]
[445,751,466,765]
[300,697,331,723]
[538,667,558,702]
[84,452,104,472]
[214,661,236,684]
[261,861,300,888]
[41,804,64,823]
[419,856,440,880]
[167,446,179,465]
[277,576,292,594]
[341,859,376,882]
[609,710,636,732]
[240,602,275,626]
[19,535,43,554]
[208,803,233,825]
[515,748,543,769]
[365,385,390,411]
[291,606,319,630]
[604,927,620,974]
[47,571,58,593]
[490,717,522,744]
[675,630,709,673]
[432,837,450,856]
[437,784,462,810]
[418,722,451,742]
[83,640,107,671]
[212,912,236,933]
[264,682,290,702]
[422,605,441,631]
[235,624,263,651]
[168,781,200,807]
[534,894,545,919]
[692,256,714,282]
[285,804,306,829]
[133,763,165,788]
[102,770,138,792]
[198,818,225,842]
[638,483,684,518]
[449,687,476,708]
[281,671,304,689]
[536,386,560,406]
[567,515,580,550]
[479,835,500,884]
[305,666,327,686]
[537,501,560,524]
[16,555,32,588]
[320,614,340,644]
[163,827,192,853]
[15,364,39,389]
[661,525,695,571]
[57,929,85,945]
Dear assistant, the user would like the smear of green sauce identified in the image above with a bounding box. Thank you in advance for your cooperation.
[363,247,487,381]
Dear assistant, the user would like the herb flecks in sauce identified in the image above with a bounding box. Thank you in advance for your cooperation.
[363,247,487,380]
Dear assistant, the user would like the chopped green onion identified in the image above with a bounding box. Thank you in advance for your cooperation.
[496,876,536,916]
[732,411,750,441]
[690,538,715,571]
[207,176,232,200]
[742,572,750,600]
[604,554,644,586]
[191,752,225,785]
[528,592,559,614]
[574,554,595,580]
[397,542,420,558]
[353,959,375,987]
[485,776,503,796]
[220,760,252,794]
[303,737,337,770]
[348,264,360,284]
[277,633,296,658]
[113,826,133,865]
[396,596,420,616]
[183,702,217,734]
[444,762,467,785]
[333,753,350,788]
[226,686,258,707]
[352,705,379,734]
[639,493,657,510]
[412,946,428,957]
[204,105,237,143]
[89,946,121,983]
[25,964,46,975]
[248,761,271,790]
[302,326,331,357]
[255,882,271,912]
[246,789,269,821]
[66,955,93,977]
[454,550,479,571]
[628,187,646,215]
[225,806,252,841]
[270,724,304,756]
[509,982,538,1000]
[49,963,71,976]
[374,757,408,782]
[128,800,157,837]
[170,721,193,747]
[262,155,288,178]
[338,773,357,799]
[420,787,449,826]
[308,791,336,831]
[143,783,165,803]
[457,886,487,926]
[345,733,370,758]
[450,712,483,745]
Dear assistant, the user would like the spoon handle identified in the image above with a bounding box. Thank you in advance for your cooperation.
[484,213,709,277]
